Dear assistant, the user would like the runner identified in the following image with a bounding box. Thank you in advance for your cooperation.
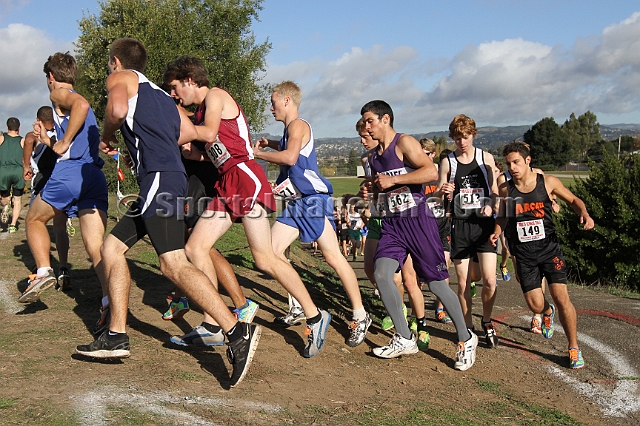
[164,57,330,358]
[22,106,71,291]
[362,100,477,370]
[253,81,370,347]
[18,53,109,305]
[438,114,500,348]
[0,117,25,233]
[75,39,260,388]
[490,141,593,369]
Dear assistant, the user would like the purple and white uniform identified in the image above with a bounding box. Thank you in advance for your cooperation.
[369,133,448,281]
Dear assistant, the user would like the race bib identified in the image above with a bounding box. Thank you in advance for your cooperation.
[273,178,299,198]
[427,201,445,218]
[205,142,231,168]
[386,186,416,213]
[517,219,545,242]
[460,188,484,209]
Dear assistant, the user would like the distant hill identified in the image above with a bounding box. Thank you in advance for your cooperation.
[255,123,640,160]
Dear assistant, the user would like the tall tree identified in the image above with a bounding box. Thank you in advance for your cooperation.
[75,0,271,133]
[561,111,601,160]
[524,117,571,168]
[346,148,360,176]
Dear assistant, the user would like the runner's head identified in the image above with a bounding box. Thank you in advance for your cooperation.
[36,106,54,129]
[419,138,437,160]
[449,114,477,153]
[163,56,210,106]
[43,52,77,86]
[270,81,301,122]
[109,38,148,73]
[356,119,377,150]
[6,117,19,131]
[360,100,393,141]
[502,142,532,179]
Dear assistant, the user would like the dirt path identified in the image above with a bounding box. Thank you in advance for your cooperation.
[1,214,639,425]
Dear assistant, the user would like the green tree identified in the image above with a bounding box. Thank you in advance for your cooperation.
[346,148,360,176]
[75,0,271,133]
[523,117,571,169]
[555,153,640,290]
[561,111,601,160]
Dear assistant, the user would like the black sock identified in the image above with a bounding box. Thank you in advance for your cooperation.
[201,322,222,334]
[306,312,322,325]
[226,322,243,343]
[417,317,428,331]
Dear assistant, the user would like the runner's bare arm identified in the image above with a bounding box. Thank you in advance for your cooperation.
[22,132,37,181]
[49,88,90,156]
[545,175,594,230]
[254,119,305,166]
[177,105,198,146]
[101,72,131,144]
[489,182,510,246]
[375,135,436,190]
[195,88,225,143]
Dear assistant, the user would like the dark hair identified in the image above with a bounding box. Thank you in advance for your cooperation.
[360,100,394,127]
[36,106,54,123]
[439,148,453,162]
[502,141,530,159]
[109,38,148,72]
[6,117,20,131]
[163,56,210,88]
[43,52,77,84]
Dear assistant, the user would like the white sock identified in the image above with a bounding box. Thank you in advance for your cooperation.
[102,295,109,308]
[352,307,366,321]
[37,267,52,277]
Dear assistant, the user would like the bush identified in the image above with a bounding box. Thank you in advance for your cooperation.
[555,153,640,290]
[101,152,139,197]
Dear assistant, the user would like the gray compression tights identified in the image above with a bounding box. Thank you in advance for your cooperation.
[374,257,471,343]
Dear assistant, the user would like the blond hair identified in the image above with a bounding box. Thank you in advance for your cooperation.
[273,81,302,108]
[419,138,436,152]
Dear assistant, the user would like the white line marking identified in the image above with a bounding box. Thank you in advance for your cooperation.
[0,280,23,314]
[519,315,640,417]
[72,386,282,425]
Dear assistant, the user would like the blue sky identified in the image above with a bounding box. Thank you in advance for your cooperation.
[1,0,640,138]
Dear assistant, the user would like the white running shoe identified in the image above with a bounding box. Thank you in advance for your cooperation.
[372,333,419,359]
[454,330,478,371]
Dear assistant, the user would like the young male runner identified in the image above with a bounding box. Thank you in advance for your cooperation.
[22,106,71,290]
[18,53,109,304]
[362,100,477,370]
[253,81,370,347]
[438,114,500,347]
[164,57,331,358]
[75,39,260,388]
[490,141,593,369]
[0,117,25,233]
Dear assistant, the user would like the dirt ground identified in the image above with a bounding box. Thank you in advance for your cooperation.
[1,207,639,425]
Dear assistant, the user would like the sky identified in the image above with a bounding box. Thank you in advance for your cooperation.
[1,0,640,138]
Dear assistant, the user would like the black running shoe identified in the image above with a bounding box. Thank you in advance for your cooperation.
[226,323,261,388]
[56,267,71,292]
[93,305,110,335]
[482,321,499,348]
[76,330,130,359]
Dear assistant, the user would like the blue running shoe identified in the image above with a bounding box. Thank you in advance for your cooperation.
[542,303,555,339]
[163,297,190,320]
[233,299,259,323]
[569,347,585,369]
[303,309,331,358]
[500,266,511,281]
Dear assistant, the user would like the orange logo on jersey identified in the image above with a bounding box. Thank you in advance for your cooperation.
[515,201,545,218]
[424,184,437,196]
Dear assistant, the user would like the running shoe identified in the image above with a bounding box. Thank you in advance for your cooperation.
[530,316,542,334]
[274,306,306,327]
[18,269,57,303]
[227,323,262,388]
[569,347,585,370]
[93,304,110,335]
[381,304,408,331]
[408,316,417,333]
[372,333,419,359]
[470,281,477,297]
[7,225,17,233]
[75,330,130,359]
[435,308,452,324]
[0,204,9,224]
[170,325,225,347]
[417,330,430,351]
[454,330,479,371]
[346,313,372,347]
[56,267,71,292]
[481,320,499,348]
[542,303,555,339]
[303,309,331,358]
[66,218,76,237]
[233,299,259,323]
[500,266,511,281]
[162,296,190,320]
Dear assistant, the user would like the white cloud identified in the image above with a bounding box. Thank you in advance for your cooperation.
[262,11,640,137]
[0,23,73,130]
[0,1,30,20]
